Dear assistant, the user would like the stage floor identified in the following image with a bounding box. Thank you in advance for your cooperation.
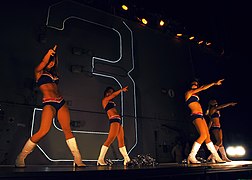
[1,161,252,180]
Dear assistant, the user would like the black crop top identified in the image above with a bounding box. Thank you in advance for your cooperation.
[104,101,116,112]
[210,112,220,119]
[37,73,59,87]
[186,94,199,106]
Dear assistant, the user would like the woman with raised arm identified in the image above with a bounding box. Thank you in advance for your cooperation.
[15,45,86,167]
[185,79,225,164]
[206,99,237,162]
[97,86,131,166]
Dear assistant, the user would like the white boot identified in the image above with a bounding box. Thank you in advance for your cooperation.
[187,141,201,164]
[219,146,232,162]
[66,137,86,167]
[119,146,131,165]
[15,139,37,167]
[207,145,219,163]
[206,142,225,163]
[97,145,109,166]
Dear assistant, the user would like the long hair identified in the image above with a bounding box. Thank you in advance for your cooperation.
[205,99,217,116]
[188,78,199,90]
[44,53,59,77]
[104,86,115,97]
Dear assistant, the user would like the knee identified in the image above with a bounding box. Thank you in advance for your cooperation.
[40,128,50,136]
[31,130,49,142]
[62,128,73,139]
[61,126,71,133]
[64,132,74,140]
[104,141,113,147]
[104,142,111,147]
[215,140,222,146]
[197,134,207,144]
[104,136,116,147]
[118,141,125,148]
[200,134,207,141]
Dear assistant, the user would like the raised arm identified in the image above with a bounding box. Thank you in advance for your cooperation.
[103,86,128,101]
[34,45,57,73]
[192,79,224,94]
[216,102,237,111]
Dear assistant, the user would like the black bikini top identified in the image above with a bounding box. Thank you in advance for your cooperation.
[37,72,59,87]
[104,101,116,112]
[186,94,199,106]
[210,112,220,119]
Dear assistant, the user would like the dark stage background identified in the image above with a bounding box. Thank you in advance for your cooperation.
[0,0,251,165]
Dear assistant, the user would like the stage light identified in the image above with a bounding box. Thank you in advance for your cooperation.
[136,17,148,25]
[121,4,128,11]
[141,18,148,25]
[236,146,246,156]
[159,20,165,26]
[226,145,246,157]
[176,33,183,37]
[226,146,236,156]
[198,40,204,45]
[189,36,195,40]
[206,42,211,46]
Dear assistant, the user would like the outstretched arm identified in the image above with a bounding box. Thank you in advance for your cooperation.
[34,45,57,73]
[192,79,224,94]
[104,86,128,101]
[216,102,237,111]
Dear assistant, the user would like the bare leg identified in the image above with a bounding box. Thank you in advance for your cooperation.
[58,104,86,167]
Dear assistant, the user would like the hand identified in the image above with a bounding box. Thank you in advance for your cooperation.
[121,86,128,92]
[53,45,57,51]
[231,102,237,106]
[48,49,56,56]
[215,79,224,85]
[47,45,57,57]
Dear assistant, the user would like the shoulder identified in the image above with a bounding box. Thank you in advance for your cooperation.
[34,69,43,79]
[102,97,109,105]
[210,107,217,114]
[185,90,193,98]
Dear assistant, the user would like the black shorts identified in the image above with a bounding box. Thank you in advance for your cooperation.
[210,127,221,131]
[43,99,65,112]
[190,113,204,121]
[109,118,122,125]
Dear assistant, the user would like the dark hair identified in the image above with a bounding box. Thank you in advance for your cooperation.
[191,78,199,84]
[206,99,218,116]
[208,99,218,107]
[187,78,199,88]
[189,79,199,90]
[104,86,115,97]
[45,53,59,77]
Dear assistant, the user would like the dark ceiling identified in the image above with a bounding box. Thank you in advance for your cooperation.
[73,0,251,68]
[73,0,251,58]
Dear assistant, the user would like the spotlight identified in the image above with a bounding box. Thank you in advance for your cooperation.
[198,40,204,45]
[141,18,148,25]
[206,42,211,46]
[226,145,246,157]
[136,17,148,25]
[121,4,128,11]
[189,36,195,40]
[159,20,165,26]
